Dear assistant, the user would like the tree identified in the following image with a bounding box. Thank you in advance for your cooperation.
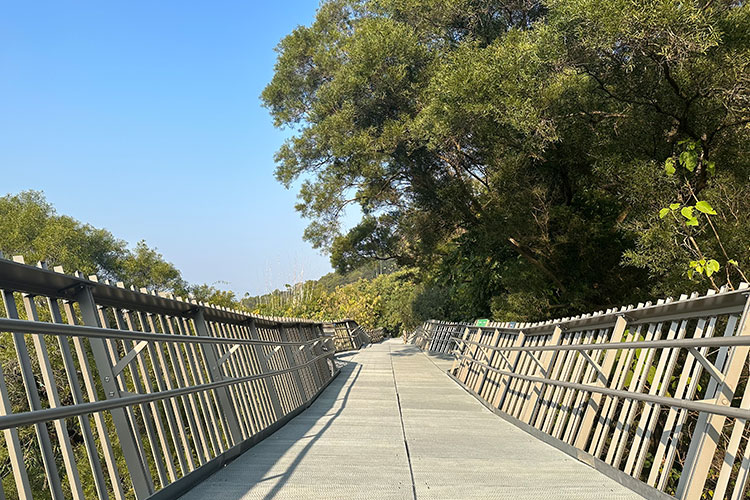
[264,0,750,320]
[120,240,186,292]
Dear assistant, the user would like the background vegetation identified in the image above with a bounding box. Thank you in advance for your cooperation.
[263,0,750,322]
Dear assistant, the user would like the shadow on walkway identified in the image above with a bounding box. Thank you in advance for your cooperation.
[179,358,363,500]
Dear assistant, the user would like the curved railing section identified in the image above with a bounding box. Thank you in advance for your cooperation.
[411,320,465,353]
[0,255,339,499]
[416,284,750,500]
[326,319,370,351]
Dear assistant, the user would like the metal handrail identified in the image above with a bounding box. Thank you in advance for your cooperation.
[429,284,750,500]
[451,331,750,353]
[0,352,331,430]
[0,317,327,346]
[0,254,345,500]
[454,353,749,420]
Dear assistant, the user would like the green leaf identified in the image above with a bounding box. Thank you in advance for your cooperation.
[669,203,681,210]
[680,151,697,172]
[681,206,694,219]
[695,201,717,215]
[687,269,695,279]
[664,158,676,175]
[729,259,739,266]
[659,208,670,219]
[706,161,716,175]
[685,218,699,226]
[706,259,720,277]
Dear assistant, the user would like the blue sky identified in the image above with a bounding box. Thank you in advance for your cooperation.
[0,1,349,295]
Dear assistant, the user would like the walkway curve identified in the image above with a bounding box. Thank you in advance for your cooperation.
[179,339,643,499]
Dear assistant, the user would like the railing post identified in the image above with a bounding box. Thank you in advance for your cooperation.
[474,328,501,396]
[492,330,526,410]
[521,326,563,424]
[449,324,471,375]
[457,326,483,382]
[676,294,750,500]
[74,285,154,499]
[573,315,628,449]
[279,324,309,402]
[247,319,284,420]
[191,308,244,445]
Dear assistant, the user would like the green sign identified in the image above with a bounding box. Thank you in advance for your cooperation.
[475,319,489,327]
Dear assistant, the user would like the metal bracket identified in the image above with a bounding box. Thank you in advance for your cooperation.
[495,350,514,370]
[579,350,607,383]
[265,345,282,361]
[184,306,202,318]
[688,347,725,385]
[525,352,548,376]
[112,340,149,376]
[58,282,91,298]
[217,345,241,366]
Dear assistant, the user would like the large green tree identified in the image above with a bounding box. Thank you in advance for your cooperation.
[263,0,750,320]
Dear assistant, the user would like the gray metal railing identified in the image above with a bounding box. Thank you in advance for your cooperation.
[327,319,369,351]
[411,320,466,353]
[420,284,750,500]
[0,255,340,500]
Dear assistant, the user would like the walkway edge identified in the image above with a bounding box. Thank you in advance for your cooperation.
[444,369,673,500]
[150,367,341,500]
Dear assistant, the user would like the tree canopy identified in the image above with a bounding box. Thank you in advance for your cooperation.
[263,0,750,320]
[0,191,234,304]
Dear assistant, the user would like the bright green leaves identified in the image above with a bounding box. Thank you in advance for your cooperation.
[659,202,683,219]
[680,206,699,226]
[664,140,715,177]
[707,259,720,276]
[688,259,720,279]
[664,157,676,175]
[679,150,698,172]
[678,139,699,173]
[660,200,716,226]
[694,200,717,215]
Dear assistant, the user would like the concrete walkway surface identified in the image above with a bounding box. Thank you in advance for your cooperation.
[179,339,643,499]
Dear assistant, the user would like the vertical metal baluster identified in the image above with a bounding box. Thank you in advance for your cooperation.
[62,299,128,500]
[158,315,211,464]
[141,312,193,476]
[21,291,85,499]
[573,316,627,450]
[174,316,226,453]
[47,295,110,500]
[522,326,563,424]
[191,309,243,446]
[117,310,172,487]
[1,289,65,499]
[73,286,153,499]
[677,294,750,500]
[0,361,33,499]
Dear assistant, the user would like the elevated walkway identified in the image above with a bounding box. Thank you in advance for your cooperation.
[180,339,642,499]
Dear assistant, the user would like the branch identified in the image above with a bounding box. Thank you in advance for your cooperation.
[507,237,567,292]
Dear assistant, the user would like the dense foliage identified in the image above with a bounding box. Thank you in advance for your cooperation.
[263,0,750,321]
[247,265,419,334]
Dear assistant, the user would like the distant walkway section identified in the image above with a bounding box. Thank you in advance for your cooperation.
[180,339,643,499]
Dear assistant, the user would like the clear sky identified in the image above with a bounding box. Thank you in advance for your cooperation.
[0,1,345,296]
